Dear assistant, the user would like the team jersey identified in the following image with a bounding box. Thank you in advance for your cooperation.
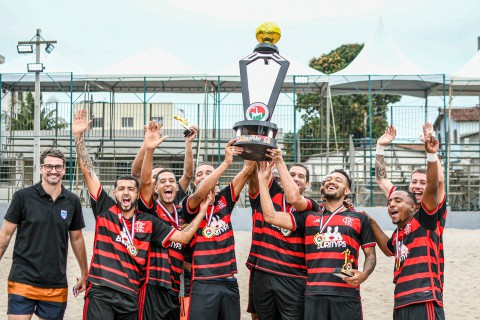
[254,179,319,278]
[88,187,175,297]
[293,208,376,297]
[386,200,446,309]
[182,183,238,280]
[138,198,186,294]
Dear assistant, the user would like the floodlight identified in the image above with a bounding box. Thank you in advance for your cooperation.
[27,63,44,72]
[17,44,33,54]
[45,43,55,54]
[294,76,309,84]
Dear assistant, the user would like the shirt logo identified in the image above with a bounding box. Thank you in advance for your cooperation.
[342,216,353,227]
[316,226,347,249]
[403,223,411,235]
[60,210,68,220]
[211,216,230,236]
[217,199,226,210]
[135,221,145,233]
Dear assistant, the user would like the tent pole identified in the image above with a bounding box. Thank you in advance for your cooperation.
[217,76,221,166]
[445,75,450,206]
[424,91,428,124]
[325,84,331,176]
[293,78,297,162]
[368,75,373,206]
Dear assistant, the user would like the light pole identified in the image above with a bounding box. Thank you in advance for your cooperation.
[17,29,57,183]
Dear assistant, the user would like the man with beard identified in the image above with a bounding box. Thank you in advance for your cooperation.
[136,120,196,320]
[0,148,88,320]
[182,142,255,320]
[246,148,319,320]
[257,162,376,320]
[370,127,445,319]
[131,124,198,205]
[73,110,209,319]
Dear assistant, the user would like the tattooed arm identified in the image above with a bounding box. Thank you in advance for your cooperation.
[73,110,101,196]
[375,126,395,197]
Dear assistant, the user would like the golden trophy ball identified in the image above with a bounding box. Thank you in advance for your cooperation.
[255,22,281,44]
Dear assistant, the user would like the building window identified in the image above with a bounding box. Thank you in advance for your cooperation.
[122,117,134,128]
[150,116,164,124]
[92,117,104,128]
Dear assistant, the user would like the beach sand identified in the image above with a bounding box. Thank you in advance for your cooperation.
[0,228,477,319]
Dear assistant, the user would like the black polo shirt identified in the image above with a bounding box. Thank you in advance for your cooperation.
[4,182,85,288]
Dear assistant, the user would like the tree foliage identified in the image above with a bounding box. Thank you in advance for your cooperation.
[286,44,401,159]
[4,92,68,131]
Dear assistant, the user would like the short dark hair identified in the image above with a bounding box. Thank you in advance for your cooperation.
[393,189,417,205]
[115,174,139,190]
[40,148,65,165]
[196,162,216,170]
[153,164,165,170]
[330,168,352,188]
[155,169,176,185]
[290,163,310,182]
[411,168,427,178]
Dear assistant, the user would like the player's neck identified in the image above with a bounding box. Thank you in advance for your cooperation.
[161,201,174,212]
[122,209,135,219]
[324,199,345,212]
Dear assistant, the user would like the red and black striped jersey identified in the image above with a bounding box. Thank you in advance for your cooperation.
[293,208,376,297]
[138,199,186,294]
[88,187,175,297]
[386,201,445,309]
[182,183,238,280]
[254,179,319,278]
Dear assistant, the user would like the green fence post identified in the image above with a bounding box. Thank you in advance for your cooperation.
[442,74,448,205]
[217,76,221,166]
[144,77,147,124]
[69,72,73,190]
[293,77,297,162]
[368,75,373,206]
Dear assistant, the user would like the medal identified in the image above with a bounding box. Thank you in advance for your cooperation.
[281,228,292,237]
[313,232,325,246]
[202,226,216,238]
[118,213,137,257]
[157,199,179,229]
[202,205,216,238]
[128,244,138,257]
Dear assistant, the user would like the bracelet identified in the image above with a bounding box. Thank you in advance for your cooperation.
[427,152,437,162]
[376,144,385,155]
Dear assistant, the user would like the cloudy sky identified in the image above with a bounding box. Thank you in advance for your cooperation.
[0,0,479,75]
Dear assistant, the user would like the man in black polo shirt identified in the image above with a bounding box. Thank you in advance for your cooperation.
[0,148,88,320]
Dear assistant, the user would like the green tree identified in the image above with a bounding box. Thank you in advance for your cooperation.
[5,92,68,130]
[286,44,401,159]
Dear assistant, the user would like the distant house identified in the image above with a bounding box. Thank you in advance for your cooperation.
[433,106,480,149]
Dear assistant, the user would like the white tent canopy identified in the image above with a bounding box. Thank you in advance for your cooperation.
[448,49,480,96]
[329,16,444,98]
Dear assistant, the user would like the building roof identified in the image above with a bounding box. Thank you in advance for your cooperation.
[433,106,480,128]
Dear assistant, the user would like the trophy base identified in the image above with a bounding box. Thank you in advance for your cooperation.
[234,135,277,161]
[183,128,193,137]
[333,267,353,279]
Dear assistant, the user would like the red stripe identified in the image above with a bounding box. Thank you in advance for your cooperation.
[255,253,307,270]
[138,284,146,320]
[253,265,307,279]
[194,259,236,269]
[193,244,235,256]
[307,281,354,288]
[260,242,305,258]
[88,274,136,293]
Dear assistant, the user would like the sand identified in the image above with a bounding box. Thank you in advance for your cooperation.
[0,228,477,320]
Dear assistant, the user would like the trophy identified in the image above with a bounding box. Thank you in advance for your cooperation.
[333,249,355,278]
[233,22,290,161]
[173,115,193,137]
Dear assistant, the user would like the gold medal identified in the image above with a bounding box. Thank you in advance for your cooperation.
[128,244,138,257]
[395,258,401,271]
[313,232,325,246]
[202,226,215,238]
[281,228,292,237]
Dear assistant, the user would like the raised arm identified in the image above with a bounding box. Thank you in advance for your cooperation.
[258,161,294,230]
[231,160,256,199]
[248,162,259,197]
[344,246,376,287]
[178,126,198,193]
[422,121,445,203]
[266,147,309,211]
[187,139,242,211]
[170,193,212,244]
[421,125,439,212]
[367,215,392,257]
[375,125,396,197]
[73,110,100,196]
[140,121,168,205]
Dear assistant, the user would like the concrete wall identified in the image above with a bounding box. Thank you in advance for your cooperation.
[0,203,479,231]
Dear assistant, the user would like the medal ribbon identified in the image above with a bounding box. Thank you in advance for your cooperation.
[395,229,403,270]
[205,205,215,227]
[156,199,178,229]
[282,194,294,214]
[118,213,136,246]
[318,205,345,234]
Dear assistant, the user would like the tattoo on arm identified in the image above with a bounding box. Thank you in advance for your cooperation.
[375,154,387,180]
[75,136,96,179]
[363,254,376,276]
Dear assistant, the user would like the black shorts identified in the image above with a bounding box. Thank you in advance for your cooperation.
[83,285,137,320]
[252,269,305,320]
[8,294,67,320]
[246,269,256,314]
[393,301,445,320]
[138,284,180,320]
[189,278,240,320]
[304,294,362,320]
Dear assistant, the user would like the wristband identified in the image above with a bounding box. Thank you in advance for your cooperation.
[427,152,437,162]
[376,144,385,155]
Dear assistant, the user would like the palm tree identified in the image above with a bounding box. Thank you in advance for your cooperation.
[5,92,68,130]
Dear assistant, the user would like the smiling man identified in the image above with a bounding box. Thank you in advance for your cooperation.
[0,148,88,320]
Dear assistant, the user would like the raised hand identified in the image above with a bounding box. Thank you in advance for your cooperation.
[143,120,168,150]
[420,121,434,143]
[224,139,243,164]
[72,110,92,138]
[423,124,439,154]
[377,125,396,146]
[185,126,199,143]
[257,161,273,183]
[265,147,283,164]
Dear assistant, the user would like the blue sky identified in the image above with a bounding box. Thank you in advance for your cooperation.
[1,0,479,75]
